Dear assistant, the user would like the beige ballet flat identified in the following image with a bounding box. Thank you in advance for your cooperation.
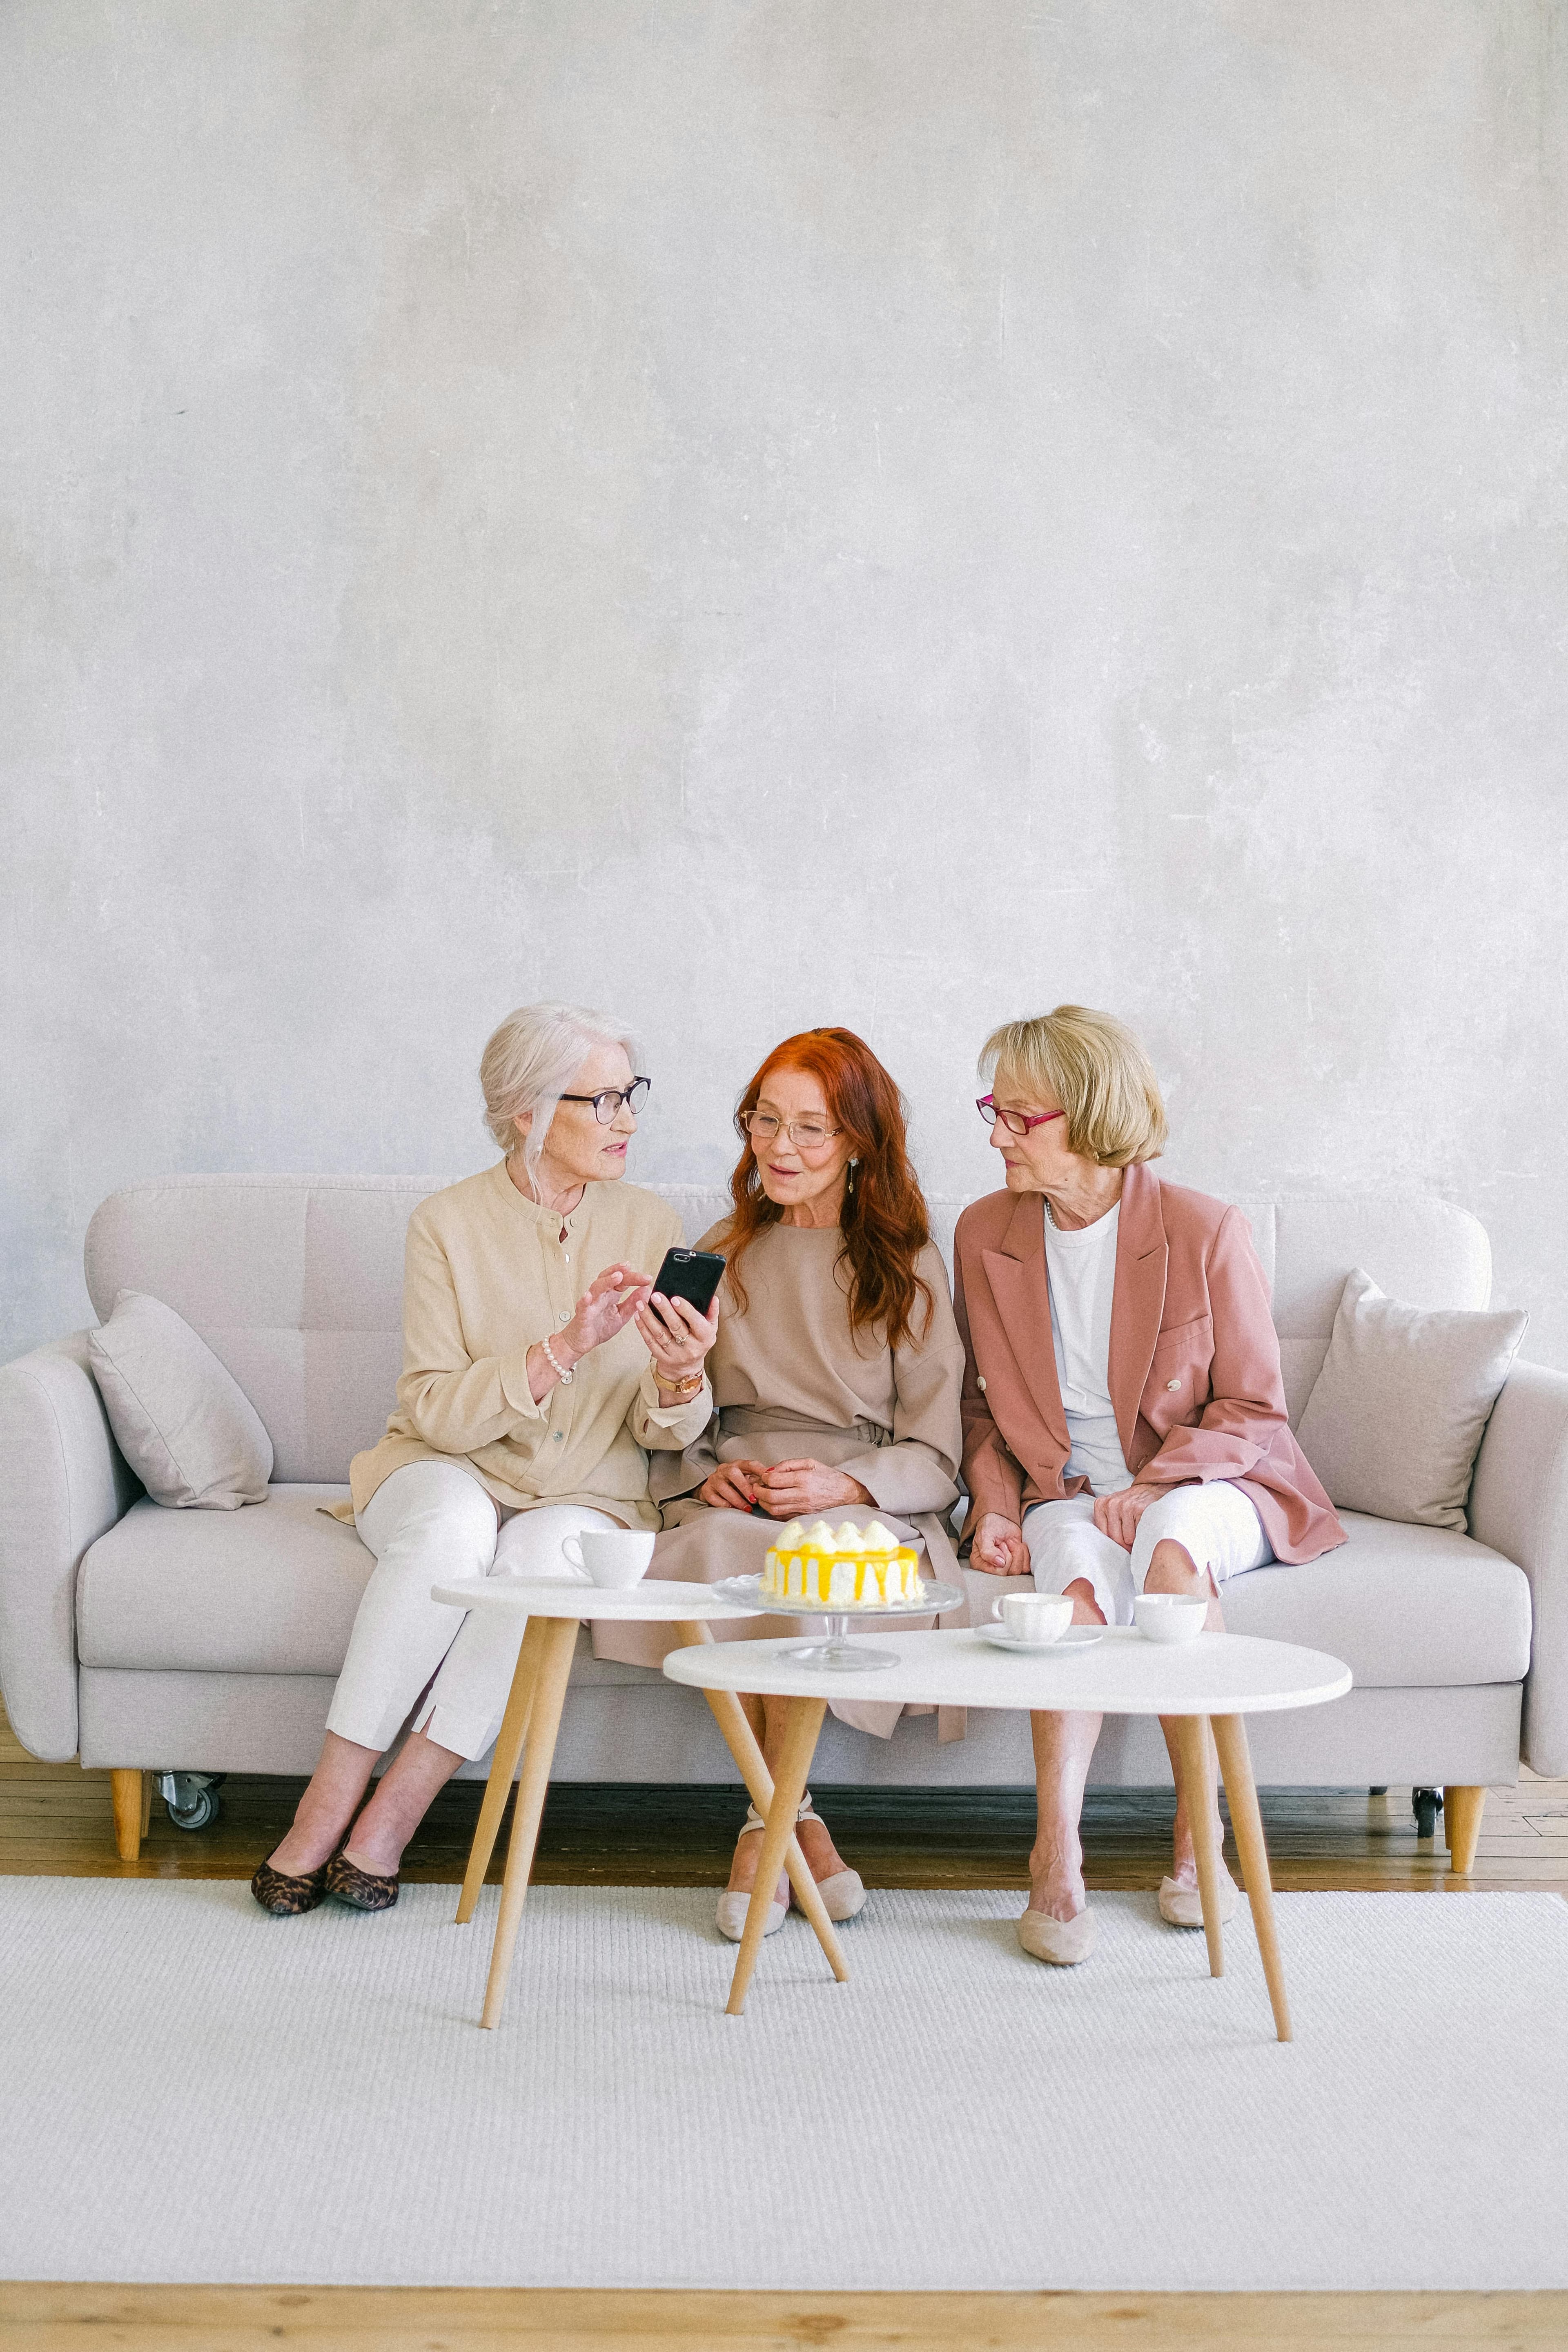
[1158,1873,1239,1928]
[1016,1906,1098,1966]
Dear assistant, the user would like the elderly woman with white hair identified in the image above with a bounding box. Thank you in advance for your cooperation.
[251,1004,717,1917]
[955,1005,1344,1968]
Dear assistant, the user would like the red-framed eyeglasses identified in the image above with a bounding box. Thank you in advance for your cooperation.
[976,1095,1065,1139]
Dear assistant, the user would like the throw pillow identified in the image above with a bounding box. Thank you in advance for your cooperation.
[89,1290,273,1508]
[1296,1267,1527,1531]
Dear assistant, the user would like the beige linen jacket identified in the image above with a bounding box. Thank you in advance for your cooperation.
[336,1161,710,1528]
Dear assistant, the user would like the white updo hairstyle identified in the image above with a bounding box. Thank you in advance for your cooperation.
[479,1002,640,1188]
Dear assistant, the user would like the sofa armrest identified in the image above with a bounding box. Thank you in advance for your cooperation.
[1469,1359,1568,1777]
[0,1333,140,1760]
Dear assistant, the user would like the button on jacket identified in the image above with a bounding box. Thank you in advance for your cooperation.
[952,1163,1345,1565]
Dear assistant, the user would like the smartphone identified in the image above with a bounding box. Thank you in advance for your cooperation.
[651,1247,726,1318]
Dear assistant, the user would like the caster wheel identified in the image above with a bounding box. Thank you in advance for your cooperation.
[1412,1787,1442,1840]
[163,1774,223,1832]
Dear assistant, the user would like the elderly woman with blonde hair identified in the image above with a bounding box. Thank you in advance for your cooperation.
[954,1005,1343,1967]
[250,1003,717,1917]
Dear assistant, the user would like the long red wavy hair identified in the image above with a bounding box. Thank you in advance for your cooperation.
[719,1028,933,1352]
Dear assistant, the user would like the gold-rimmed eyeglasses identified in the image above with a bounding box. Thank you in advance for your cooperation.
[739,1109,842,1152]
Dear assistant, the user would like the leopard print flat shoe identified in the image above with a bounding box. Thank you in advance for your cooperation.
[250,1858,331,1917]
[325,1849,399,1912]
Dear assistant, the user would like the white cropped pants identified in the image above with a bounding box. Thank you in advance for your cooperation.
[326,1460,618,1762]
[1021,1481,1272,1628]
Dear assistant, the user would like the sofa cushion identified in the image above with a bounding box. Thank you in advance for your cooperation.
[89,1291,273,1509]
[1296,1269,1528,1530]
[75,1485,666,1683]
[1223,1510,1531,1688]
[78,1488,370,1673]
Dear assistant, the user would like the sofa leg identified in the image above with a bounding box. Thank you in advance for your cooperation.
[111,1770,144,1862]
[1444,1784,1487,1875]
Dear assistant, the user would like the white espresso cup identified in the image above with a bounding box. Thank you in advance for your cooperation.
[1132,1590,1208,1644]
[560,1530,657,1589]
[992,1590,1074,1646]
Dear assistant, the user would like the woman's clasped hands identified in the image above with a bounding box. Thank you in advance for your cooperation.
[969,1480,1167,1575]
[698,1457,873,1517]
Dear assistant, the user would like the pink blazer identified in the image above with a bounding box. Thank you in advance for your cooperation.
[952,1163,1345,1566]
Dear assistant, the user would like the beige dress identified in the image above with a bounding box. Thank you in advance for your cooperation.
[595,1219,968,1736]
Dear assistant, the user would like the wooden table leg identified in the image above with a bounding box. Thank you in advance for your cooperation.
[1212,1713,1292,2044]
[725,1695,827,2019]
[1172,1713,1225,1979]
[675,1621,848,1987]
[454,1616,548,1925]
[479,1616,578,2031]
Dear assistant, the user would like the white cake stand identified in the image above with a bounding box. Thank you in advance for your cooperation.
[712,1572,964,1669]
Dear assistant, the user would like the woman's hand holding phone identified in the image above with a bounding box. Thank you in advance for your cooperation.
[637,1290,718,1394]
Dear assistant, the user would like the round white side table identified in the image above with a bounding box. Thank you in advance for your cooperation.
[664,1625,1352,2040]
[430,1577,848,2028]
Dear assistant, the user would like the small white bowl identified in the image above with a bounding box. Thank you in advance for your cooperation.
[1133,1592,1208,1644]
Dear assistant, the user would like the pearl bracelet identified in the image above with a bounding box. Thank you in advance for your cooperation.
[541,1336,575,1386]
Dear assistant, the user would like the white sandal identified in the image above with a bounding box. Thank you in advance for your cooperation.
[715,1806,787,1943]
[793,1796,866,1923]
[715,1795,868,1940]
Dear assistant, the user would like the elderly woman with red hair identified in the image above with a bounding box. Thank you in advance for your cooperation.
[599,1028,965,1942]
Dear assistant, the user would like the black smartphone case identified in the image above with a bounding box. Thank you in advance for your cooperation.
[653,1248,726,1315]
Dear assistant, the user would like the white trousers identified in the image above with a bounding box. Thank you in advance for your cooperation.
[1022,1481,1272,1628]
[327,1460,618,1762]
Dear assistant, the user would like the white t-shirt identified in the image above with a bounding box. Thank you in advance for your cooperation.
[1042,1202,1132,1496]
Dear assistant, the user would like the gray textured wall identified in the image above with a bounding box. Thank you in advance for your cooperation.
[4,1,1566,1365]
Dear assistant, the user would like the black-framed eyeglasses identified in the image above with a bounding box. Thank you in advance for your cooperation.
[559,1077,651,1124]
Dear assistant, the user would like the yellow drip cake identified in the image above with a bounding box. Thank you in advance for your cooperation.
[760,1519,925,1608]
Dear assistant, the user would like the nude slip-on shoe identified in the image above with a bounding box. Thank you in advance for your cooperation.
[715,1889,787,1942]
[1016,1906,1098,1965]
[804,1867,866,1923]
[1158,1873,1238,1927]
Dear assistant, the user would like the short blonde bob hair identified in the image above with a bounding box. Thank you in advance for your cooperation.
[980,1005,1167,1167]
[479,1002,639,1184]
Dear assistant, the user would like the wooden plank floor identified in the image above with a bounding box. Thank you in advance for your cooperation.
[4,1704,1564,2349]
[5,1705,1566,1894]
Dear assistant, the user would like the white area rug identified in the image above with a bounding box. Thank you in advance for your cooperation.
[1,1880,1565,2292]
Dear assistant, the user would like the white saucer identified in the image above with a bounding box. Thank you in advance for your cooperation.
[976,1623,1106,1655]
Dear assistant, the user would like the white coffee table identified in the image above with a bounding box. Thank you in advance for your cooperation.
[430,1577,849,2027]
[664,1625,1352,2040]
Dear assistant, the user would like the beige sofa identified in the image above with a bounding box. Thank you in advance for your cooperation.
[2,1176,1563,1869]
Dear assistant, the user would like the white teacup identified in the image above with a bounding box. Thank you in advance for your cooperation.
[991,1590,1074,1646]
[1133,1591,1208,1644]
[561,1530,656,1589]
